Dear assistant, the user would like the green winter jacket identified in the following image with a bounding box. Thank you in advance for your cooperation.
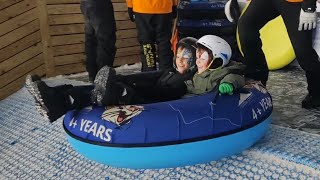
[185,61,246,95]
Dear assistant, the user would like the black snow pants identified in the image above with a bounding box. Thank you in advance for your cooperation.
[67,71,187,108]
[134,13,174,72]
[80,0,117,81]
[238,0,320,96]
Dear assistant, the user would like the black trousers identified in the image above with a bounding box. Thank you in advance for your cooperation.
[80,0,117,81]
[115,71,187,104]
[69,71,187,107]
[238,0,320,95]
[134,13,174,72]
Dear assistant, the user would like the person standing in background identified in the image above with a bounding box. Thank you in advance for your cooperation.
[126,0,177,72]
[80,0,117,82]
[236,0,320,109]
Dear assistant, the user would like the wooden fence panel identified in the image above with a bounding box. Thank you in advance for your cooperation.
[0,0,43,100]
[0,8,38,36]
[0,0,140,100]
[46,0,126,5]
[0,0,24,10]
[55,62,86,75]
[0,31,41,63]
[48,20,135,35]
[0,54,44,89]
[46,0,80,4]
[54,53,85,66]
[47,4,80,14]
[49,24,84,35]
[0,0,36,24]
[51,34,84,46]
[0,65,45,100]
[0,42,42,76]
[0,20,40,49]
[46,0,140,77]
[48,14,83,25]
[116,37,139,48]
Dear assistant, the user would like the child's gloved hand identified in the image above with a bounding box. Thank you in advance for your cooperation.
[219,83,234,95]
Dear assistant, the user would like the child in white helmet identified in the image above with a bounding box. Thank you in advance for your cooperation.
[185,35,246,95]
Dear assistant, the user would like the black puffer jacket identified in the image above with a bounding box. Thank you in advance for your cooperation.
[116,68,197,104]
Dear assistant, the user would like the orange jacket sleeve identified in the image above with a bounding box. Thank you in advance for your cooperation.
[127,0,176,14]
[126,0,133,8]
[172,0,178,6]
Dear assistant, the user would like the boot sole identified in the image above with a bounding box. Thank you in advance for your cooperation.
[93,66,115,105]
[25,75,50,121]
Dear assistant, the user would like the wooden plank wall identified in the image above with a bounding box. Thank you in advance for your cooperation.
[46,0,140,76]
[0,0,140,100]
[0,0,45,100]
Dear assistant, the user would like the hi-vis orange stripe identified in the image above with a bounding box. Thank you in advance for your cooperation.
[286,0,303,2]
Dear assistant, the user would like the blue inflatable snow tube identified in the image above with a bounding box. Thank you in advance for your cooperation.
[178,0,228,19]
[177,19,235,36]
[63,82,272,169]
[178,19,233,28]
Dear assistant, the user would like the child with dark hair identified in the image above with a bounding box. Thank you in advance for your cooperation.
[25,37,198,122]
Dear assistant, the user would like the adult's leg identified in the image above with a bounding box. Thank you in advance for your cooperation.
[279,1,320,108]
[81,0,98,82]
[89,0,117,71]
[134,13,157,72]
[153,13,174,70]
[237,0,279,85]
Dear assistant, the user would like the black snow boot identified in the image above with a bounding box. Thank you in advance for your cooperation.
[301,94,320,109]
[92,65,116,105]
[25,75,73,122]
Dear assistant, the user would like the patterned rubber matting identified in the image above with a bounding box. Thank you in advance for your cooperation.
[267,64,320,135]
[0,64,320,179]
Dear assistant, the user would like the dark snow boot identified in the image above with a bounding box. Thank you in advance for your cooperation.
[26,74,41,83]
[25,75,73,122]
[25,74,73,93]
[92,65,116,105]
[67,85,94,110]
[115,82,139,105]
[302,94,320,109]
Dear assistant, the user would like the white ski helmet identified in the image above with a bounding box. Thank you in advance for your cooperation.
[196,35,232,68]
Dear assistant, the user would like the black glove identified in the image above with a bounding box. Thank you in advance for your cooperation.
[301,0,316,13]
[128,8,134,22]
[172,6,177,19]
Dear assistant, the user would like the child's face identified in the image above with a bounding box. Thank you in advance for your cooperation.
[196,47,212,74]
[175,47,192,74]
